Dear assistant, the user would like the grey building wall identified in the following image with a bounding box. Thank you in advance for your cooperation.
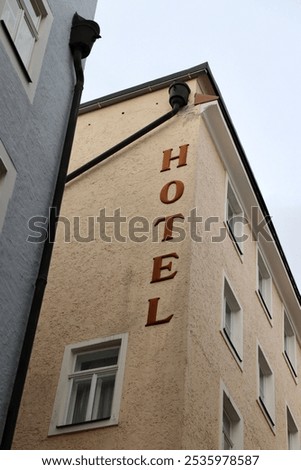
[0,0,97,441]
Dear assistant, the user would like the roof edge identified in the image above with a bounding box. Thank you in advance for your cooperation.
[204,67,301,306]
[79,63,209,114]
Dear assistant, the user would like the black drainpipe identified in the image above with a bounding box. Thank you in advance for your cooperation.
[0,13,100,450]
[66,81,191,183]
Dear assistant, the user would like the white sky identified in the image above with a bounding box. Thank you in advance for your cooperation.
[82,0,301,292]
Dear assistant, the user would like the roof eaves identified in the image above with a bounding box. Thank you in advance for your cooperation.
[79,62,209,114]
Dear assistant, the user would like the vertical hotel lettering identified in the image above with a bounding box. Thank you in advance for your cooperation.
[146,144,189,326]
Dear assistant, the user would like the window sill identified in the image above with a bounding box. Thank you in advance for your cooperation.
[283,352,298,384]
[49,416,118,436]
[255,290,273,324]
[257,397,275,434]
[220,329,243,371]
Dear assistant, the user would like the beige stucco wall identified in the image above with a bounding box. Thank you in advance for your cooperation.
[13,76,301,450]
[13,79,200,449]
[181,97,301,449]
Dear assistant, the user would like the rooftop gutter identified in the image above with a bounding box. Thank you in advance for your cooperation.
[79,63,209,114]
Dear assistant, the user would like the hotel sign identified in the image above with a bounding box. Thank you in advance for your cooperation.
[146,144,189,327]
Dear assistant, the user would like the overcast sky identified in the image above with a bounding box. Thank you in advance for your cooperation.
[81,0,301,291]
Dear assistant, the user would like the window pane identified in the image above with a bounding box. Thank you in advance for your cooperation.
[227,200,237,236]
[284,333,289,354]
[225,301,232,336]
[14,14,35,66]
[284,315,295,368]
[75,348,119,371]
[258,270,263,293]
[223,411,233,449]
[259,367,265,401]
[23,0,41,27]
[2,0,22,37]
[223,433,232,450]
[227,201,234,223]
[288,432,293,450]
[223,411,231,434]
[93,375,115,420]
[68,378,91,424]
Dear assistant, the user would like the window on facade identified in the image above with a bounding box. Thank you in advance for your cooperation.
[258,346,275,426]
[0,142,17,233]
[66,347,119,425]
[0,158,7,214]
[287,407,299,450]
[257,250,272,318]
[226,182,244,255]
[284,312,297,377]
[222,391,243,450]
[0,158,7,182]
[49,334,128,435]
[222,278,243,363]
[222,409,233,450]
[0,0,52,96]
[1,0,45,68]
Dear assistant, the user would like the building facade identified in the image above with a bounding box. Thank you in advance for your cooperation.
[0,0,97,443]
[13,64,301,449]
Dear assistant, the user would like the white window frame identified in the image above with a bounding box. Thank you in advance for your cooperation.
[221,277,243,365]
[284,311,297,379]
[257,249,272,320]
[221,387,243,450]
[226,180,244,255]
[287,406,299,450]
[0,0,53,100]
[2,0,44,67]
[0,140,16,234]
[49,333,128,436]
[257,345,275,428]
